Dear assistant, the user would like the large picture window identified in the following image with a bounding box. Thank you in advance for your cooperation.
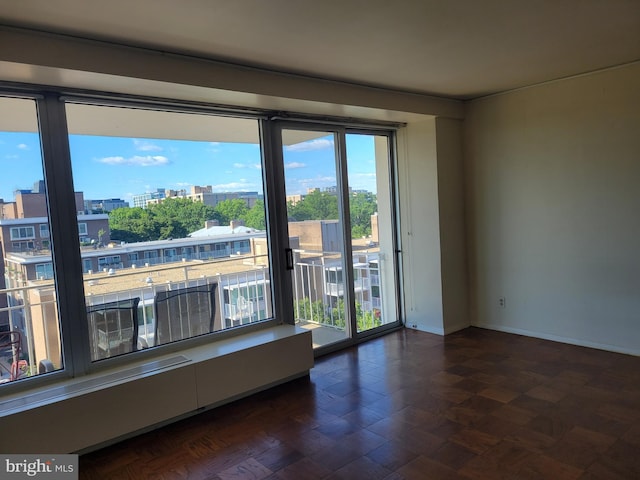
[0,89,400,390]
[65,102,273,360]
[0,97,63,384]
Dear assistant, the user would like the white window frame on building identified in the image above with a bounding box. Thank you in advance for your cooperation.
[10,226,35,240]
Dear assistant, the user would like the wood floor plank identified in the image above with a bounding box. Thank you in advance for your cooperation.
[79,328,640,479]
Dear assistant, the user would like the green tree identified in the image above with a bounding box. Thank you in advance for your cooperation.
[349,192,377,238]
[243,200,266,230]
[214,199,249,225]
[109,207,158,242]
[109,198,218,242]
[149,197,217,238]
[287,190,377,238]
[295,297,326,324]
[288,190,338,221]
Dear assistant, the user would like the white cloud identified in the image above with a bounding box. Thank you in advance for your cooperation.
[285,138,334,152]
[233,162,263,170]
[5,154,19,159]
[350,172,376,180]
[175,182,192,187]
[285,162,306,169]
[17,143,29,150]
[133,139,163,152]
[210,180,258,191]
[97,155,170,166]
[298,175,336,186]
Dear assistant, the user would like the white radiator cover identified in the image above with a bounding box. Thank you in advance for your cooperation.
[0,325,313,453]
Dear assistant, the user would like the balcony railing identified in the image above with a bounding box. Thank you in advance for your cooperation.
[0,282,59,382]
[1,248,382,384]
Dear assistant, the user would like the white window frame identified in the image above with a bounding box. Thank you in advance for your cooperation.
[10,226,35,240]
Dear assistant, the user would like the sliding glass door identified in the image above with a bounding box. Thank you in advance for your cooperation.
[346,133,399,336]
[279,128,350,348]
[275,124,400,350]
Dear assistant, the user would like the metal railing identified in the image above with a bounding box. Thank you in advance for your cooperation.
[1,248,383,383]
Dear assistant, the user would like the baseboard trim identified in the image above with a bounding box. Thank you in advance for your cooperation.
[444,323,471,335]
[411,324,445,336]
[476,323,640,357]
[409,323,470,336]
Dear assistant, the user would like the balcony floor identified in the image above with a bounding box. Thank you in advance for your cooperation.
[297,321,348,348]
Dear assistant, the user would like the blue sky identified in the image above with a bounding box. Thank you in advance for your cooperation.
[0,131,378,203]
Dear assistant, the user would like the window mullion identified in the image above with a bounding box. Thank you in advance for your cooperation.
[335,129,357,340]
[37,94,90,377]
[260,119,293,325]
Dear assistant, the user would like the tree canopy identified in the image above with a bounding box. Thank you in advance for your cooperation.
[287,190,377,237]
[109,197,266,243]
[109,197,217,242]
[287,190,338,222]
[108,191,375,243]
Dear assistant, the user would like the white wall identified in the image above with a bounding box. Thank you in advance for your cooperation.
[397,117,470,335]
[465,63,640,354]
[397,119,442,333]
[435,118,469,334]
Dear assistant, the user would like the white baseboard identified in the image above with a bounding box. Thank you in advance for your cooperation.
[476,323,640,357]
[410,324,445,335]
[408,322,471,336]
[444,322,471,335]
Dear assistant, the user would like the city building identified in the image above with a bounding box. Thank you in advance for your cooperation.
[131,189,166,208]
[84,198,129,213]
[146,185,261,209]
[0,188,109,332]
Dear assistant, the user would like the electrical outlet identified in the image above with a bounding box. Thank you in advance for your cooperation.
[498,296,506,308]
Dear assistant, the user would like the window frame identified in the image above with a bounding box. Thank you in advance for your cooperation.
[10,226,36,240]
[57,98,282,374]
[0,87,402,395]
[35,262,54,280]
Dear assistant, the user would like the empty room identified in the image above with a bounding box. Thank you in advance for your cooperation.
[0,1,639,479]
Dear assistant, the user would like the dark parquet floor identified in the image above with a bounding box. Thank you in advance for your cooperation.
[80,327,640,479]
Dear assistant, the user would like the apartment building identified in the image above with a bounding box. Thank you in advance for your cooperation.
[83,198,129,214]
[0,189,109,331]
[138,185,261,209]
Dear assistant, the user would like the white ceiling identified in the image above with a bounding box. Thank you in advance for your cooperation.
[0,0,639,99]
